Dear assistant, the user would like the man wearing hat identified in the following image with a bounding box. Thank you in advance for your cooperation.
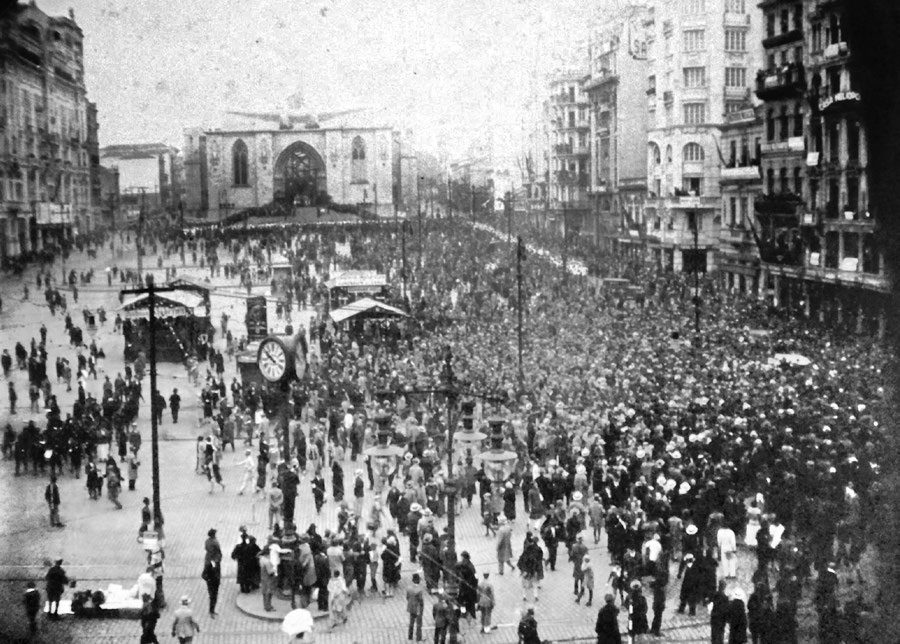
[432,588,450,644]
[407,503,423,563]
[677,553,703,616]
[171,596,200,643]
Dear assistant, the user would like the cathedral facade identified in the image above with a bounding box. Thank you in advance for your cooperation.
[182,125,400,219]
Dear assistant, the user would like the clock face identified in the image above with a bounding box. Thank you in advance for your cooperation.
[258,338,288,382]
[294,336,307,380]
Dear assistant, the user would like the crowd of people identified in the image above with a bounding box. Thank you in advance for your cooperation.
[2,212,885,643]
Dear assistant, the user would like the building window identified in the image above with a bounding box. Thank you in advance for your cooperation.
[767,168,775,194]
[767,13,776,39]
[683,103,707,125]
[779,106,789,140]
[793,167,803,195]
[724,29,747,52]
[683,67,707,88]
[684,142,705,162]
[649,142,661,165]
[793,104,803,137]
[726,0,745,12]
[730,197,738,225]
[232,139,249,186]
[648,75,656,94]
[725,101,745,114]
[766,109,776,141]
[848,120,860,161]
[725,67,746,88]
[683,30,705,52]
[812,23,823,52]
[351,136,367,182]
[779,167,789,193]
[684,0,705,14]
[683,176,703,195]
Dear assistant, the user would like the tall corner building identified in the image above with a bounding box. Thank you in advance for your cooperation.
[754,0,885,332]
[644,0,763,272]
[546,70,592,238]
[0,2,96,262]
[585,3,652,258]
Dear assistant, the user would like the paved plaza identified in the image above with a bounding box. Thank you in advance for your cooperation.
[0,240,800,644]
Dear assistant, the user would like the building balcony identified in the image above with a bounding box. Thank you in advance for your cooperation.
[559,144,590,157]
[764,261,888,293]
[584,69,618,92]
[554,171,590,187]
[823,41,850,62]
[762,28,803,50]
[761,136,805,155]
[664,195,721,210]
[725,108,758,125]
[755,63,805,100]
[755,192,803,216]
[721,164,761,183]
[559,120,590,131]
[818,88,861,115]
[724,12,751,27]
[720,225,755,245]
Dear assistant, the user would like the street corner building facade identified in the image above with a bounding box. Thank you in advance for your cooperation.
[0,2,99,264]
[182,123,401,220]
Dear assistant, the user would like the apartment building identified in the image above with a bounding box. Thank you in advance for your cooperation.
[0,3,95,262]
[754,0,884,332]
[644,0,763,272]
[547,71,591,239]
[585,4,652,257]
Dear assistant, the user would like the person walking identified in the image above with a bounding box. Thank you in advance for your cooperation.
[202,557,221,618]
[259,549,276,612]
[45,475,64,527]
[432,589,450,644]
[107,465,123,509]
[577,554,595,606]
[406,572,425,642]
[327,569,350,630]
[268,482,284,530]
[23,581,41,635]
[169,389,181,423]
[477,572,496,634]
[517,607,542,644]
[45,559,68,620]
[595,593,622,644]
[171,596,201,643]
[496,515,515,575]
[140,592,161,644]
[650,576,666,637]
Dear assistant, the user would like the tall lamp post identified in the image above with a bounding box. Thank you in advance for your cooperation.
[478,417,519,515]
[121,277,178,608]
[364,412,405,494]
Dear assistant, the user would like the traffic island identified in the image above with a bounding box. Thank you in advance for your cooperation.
[234,590,329,622]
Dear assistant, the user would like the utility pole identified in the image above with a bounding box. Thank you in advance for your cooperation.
[446,175,452,220]
[417,176,423,270]
[562,201,568,285]
[470,181,475,223]
[516,236,525,394]
[121,277,176,608]
[137,187,146,279]
[401,220,408,307]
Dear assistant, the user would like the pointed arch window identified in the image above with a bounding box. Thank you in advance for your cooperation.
[351,136,367,183]
[232,139,249,186]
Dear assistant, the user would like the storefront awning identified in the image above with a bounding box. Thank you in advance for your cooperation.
[329,297,409,324]
[118,291,204,320]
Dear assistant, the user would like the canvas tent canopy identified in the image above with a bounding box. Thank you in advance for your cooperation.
[118,291,204,320]
[329,297,409,324]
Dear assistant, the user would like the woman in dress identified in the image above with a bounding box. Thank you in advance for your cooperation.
[380,532,402,597]
[745,498,762,547]
[327,570,349,629]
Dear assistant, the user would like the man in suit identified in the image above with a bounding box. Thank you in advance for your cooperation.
[45,475,64,527]
[406,573,425,641]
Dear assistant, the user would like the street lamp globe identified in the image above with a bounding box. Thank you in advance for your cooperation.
[479,416,517,483]
[454,399,486,461]
[364,411,405,478]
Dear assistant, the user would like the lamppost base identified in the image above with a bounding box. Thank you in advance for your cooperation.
[235,590,330,622]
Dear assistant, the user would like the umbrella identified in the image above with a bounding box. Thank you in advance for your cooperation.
[281,608,314,635]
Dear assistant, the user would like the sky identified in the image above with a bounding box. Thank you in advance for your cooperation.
[36,0,609,161]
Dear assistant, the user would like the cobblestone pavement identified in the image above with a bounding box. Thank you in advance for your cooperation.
[0,241,750,643]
